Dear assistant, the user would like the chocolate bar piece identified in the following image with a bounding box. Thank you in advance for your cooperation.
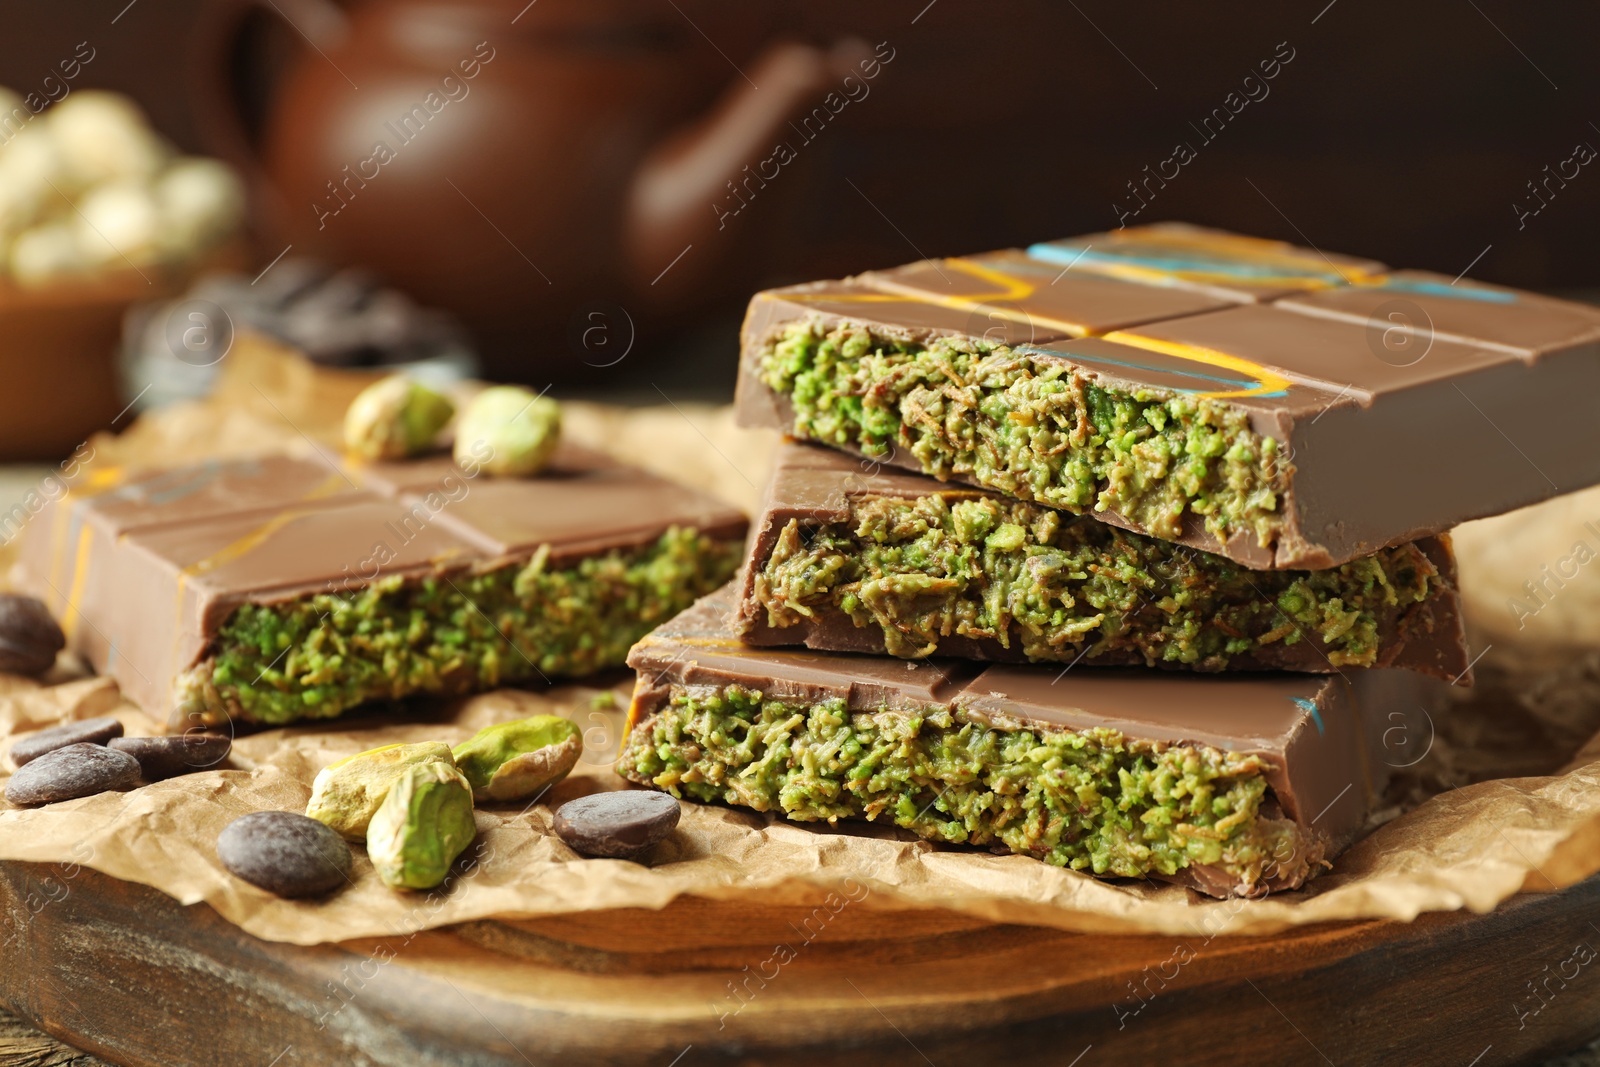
[734,442,1469,679]
[13,444,746,726]
[734,222,1600,569]
[619,587,1403,897]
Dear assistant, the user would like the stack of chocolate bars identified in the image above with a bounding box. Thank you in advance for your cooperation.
[618,223,1600,897]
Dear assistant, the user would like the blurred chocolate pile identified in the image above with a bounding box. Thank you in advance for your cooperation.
[121,258,478,410]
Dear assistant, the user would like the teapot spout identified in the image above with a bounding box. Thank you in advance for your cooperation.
[625,38,876,299]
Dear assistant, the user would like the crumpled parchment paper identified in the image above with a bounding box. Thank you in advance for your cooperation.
[0,336,1596,946]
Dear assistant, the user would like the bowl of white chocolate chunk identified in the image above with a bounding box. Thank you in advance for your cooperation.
[0,86,249,458]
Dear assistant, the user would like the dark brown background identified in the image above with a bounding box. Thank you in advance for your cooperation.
[5,0,1598,392]
[7,1,1595,282]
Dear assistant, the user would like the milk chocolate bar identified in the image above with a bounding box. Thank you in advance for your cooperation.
[735,441,1470,679]
[13,444,745,726]
[734,222,1600,569]
[619,587,1404,897]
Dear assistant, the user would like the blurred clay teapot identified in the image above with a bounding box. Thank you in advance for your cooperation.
[196,0,885,378]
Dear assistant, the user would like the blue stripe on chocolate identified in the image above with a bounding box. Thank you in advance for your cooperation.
[1025,242,1335,282]
[1291,696,1325,735]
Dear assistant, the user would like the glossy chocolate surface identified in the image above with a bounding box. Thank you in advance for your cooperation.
[734,222,1600,568]
[12,443,746,719]
[627,588,1404,872]
[1027,222,1391,303]
[734,442,1470,679]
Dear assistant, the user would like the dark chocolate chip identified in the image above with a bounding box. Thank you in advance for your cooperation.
[109,733,232,780]
[10,716,125,768]
[217,811,352,898]
[553,791,680,859]
[0,594,65,676]
[5,743,141,806]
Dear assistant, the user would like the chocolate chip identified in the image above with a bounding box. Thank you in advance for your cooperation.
[5,743,140,806]
[0,594,65,676]
[217,811,352,898]
[10,716,124,768]
[110,733,231,780]
[553,791,680,860]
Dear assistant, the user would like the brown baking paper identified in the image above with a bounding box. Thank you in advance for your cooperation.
[0,338,1597,945]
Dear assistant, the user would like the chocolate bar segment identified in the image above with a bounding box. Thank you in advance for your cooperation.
[735,442,1469,679]
[862,248,1236,338]
[734,223,1600,568]
[619,587,1401,898]
[1275,269,1600,354]
[14,443,746,726]
[1026,222,1392,303]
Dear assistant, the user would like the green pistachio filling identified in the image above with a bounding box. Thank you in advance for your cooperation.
[756,494,1441,668]
[759,319,1290,549]
[178,528,742,725]
[621,685,1316,886]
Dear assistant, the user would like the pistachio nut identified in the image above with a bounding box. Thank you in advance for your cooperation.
[453,385,561,477]
[452,715,582,802]
[343,374,455,461]
[305,740,456,840]
[366,760,477,890]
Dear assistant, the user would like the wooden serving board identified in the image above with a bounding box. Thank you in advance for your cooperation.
[1,861,1598,1066]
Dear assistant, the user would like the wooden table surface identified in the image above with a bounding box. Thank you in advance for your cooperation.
[5,859,1600,1067]
[9,988,1600,1066]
